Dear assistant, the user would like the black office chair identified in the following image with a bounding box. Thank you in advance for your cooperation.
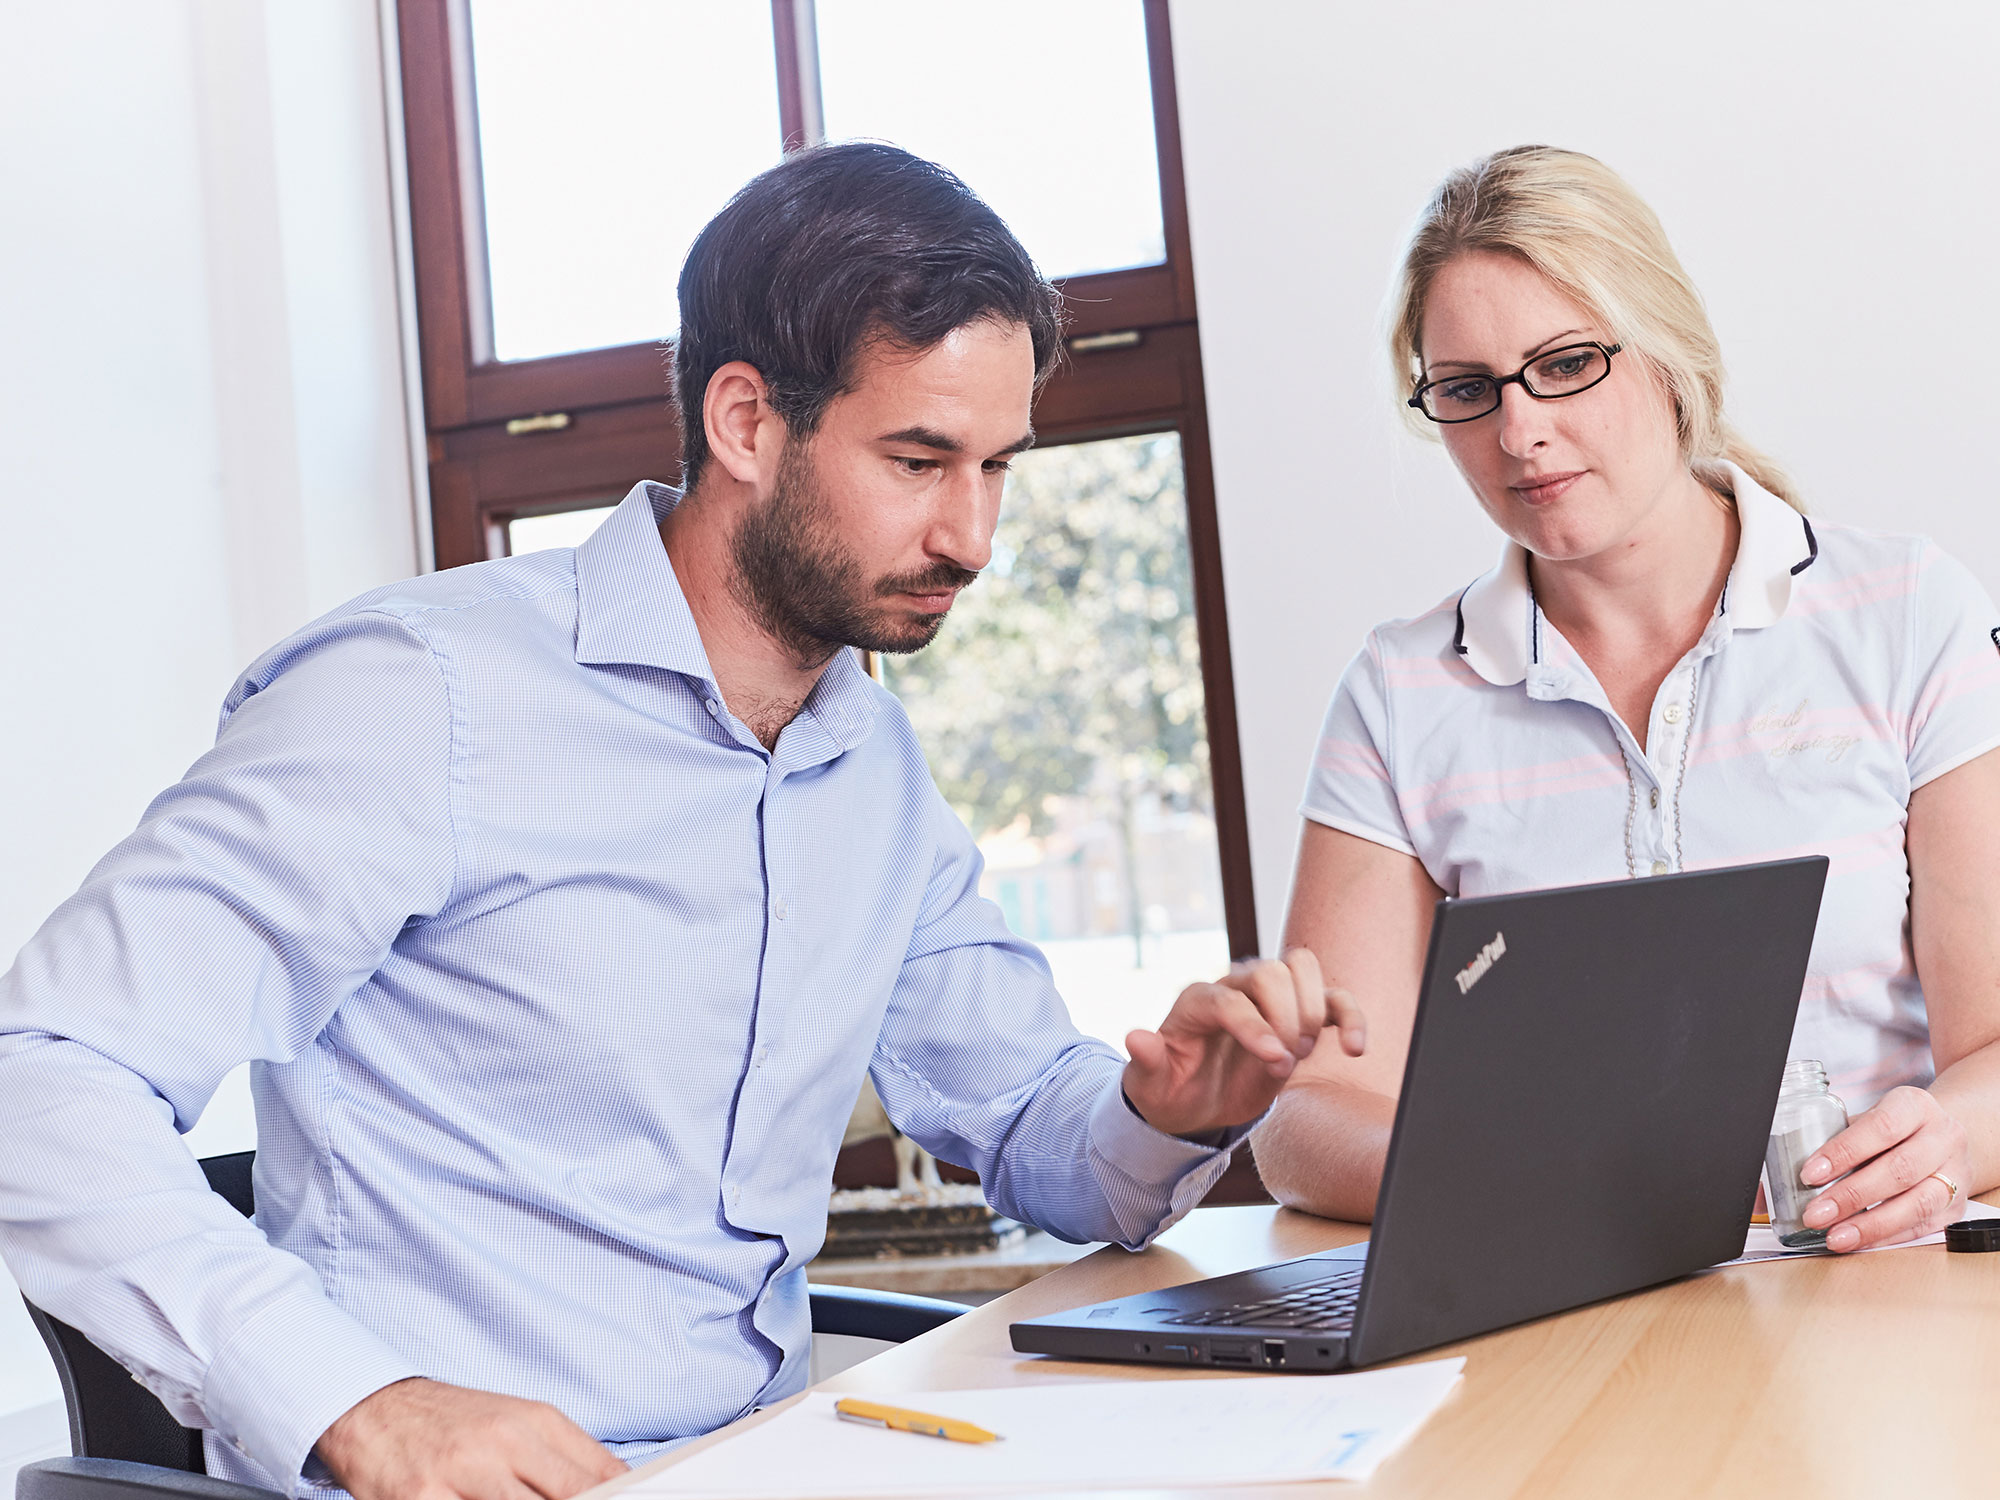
[19,1152,964,1500]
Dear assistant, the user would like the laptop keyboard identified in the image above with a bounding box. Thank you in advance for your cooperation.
[1160,1266,1364,1331]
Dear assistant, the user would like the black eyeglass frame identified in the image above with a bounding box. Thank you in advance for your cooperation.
[1408,341,1624,424]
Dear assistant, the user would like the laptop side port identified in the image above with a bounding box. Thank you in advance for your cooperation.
[1207,1338,1254,1366]
[1262,1340,1286,1367]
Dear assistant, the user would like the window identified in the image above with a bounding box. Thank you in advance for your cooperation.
[506,504,616,556]
[881,433,1230,1042]
[396,0,1255,960]
[813,2,1166,283]
[469,3,786,362]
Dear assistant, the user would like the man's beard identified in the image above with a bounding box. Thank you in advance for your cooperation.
[729,440,979,666]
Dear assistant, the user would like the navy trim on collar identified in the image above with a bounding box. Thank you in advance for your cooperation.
[1791,517,1819,577]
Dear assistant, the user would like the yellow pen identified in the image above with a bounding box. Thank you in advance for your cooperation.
[833,1397,1002,1444]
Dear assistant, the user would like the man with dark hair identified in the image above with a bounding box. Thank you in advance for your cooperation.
[0,145,1353,1500]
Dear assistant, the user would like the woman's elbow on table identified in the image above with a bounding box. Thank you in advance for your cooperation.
[1251,1076,1398,1223]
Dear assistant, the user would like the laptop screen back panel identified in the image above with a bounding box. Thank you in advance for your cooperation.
[1347,857,1828,1367]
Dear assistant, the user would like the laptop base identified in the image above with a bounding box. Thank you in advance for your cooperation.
[1009,1245,1367,1371]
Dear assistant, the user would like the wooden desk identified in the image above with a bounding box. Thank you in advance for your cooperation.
[609,1204,2000,1499]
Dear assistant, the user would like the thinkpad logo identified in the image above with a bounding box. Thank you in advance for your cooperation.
[1454,932,1507,994]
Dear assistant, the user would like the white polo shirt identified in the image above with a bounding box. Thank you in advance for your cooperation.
[1303,465,2000,1108]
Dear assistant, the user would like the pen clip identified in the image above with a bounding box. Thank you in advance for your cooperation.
[835,1407,888,1430]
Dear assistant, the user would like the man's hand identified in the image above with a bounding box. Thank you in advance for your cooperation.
[316,1377,628,1500]
[1122,948,1366,1139]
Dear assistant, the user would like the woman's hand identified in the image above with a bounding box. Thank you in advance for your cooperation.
[1796,1085,1971,1251]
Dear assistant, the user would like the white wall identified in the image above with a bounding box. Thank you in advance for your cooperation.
[1172,0,2000,952]
[0,0,420,1420]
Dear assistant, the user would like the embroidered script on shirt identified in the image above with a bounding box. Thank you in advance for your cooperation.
[1748,699,1859,764]
[1454,932,1506,994]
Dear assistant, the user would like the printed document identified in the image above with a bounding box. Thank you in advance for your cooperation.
[625,1358,1464,1496]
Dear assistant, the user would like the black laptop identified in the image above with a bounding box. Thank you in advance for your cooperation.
[1011,856,1829,1372]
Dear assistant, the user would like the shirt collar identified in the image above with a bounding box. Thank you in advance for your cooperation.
[572,481,880,751]
[1452,461,1818,687]
[575,482,718,678]
[1452,539,1536,688]
[1719,461,1819,629]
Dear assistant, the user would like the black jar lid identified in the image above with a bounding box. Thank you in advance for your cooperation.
[1945,1219,2000,1253]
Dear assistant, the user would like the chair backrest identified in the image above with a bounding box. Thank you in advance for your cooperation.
[23,1153,255,1475]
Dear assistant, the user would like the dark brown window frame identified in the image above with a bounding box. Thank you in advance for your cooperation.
[394,0,1257,960]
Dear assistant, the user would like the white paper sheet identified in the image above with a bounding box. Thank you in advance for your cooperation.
[632,1359,1466,1497]
[1719,1198,2000,1265]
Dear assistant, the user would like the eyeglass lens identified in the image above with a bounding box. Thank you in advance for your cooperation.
[1421,344,1612,421]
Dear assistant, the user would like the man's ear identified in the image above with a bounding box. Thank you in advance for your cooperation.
[702,361,781,487]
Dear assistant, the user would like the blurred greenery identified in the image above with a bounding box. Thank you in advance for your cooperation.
[880,432,1212,958]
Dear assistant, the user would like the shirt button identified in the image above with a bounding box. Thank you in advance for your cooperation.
[1649,787,1660,809]
[1651,860,1669,876]
[706,699,720,716]
[773,896,790,920]
[1663,704,1684,725]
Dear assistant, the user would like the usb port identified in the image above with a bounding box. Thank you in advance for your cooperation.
[1263,1340,1286,1367]
[1208,1339,1254,1365]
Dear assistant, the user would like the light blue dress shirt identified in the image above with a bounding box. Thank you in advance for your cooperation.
[0,482,1240,1495]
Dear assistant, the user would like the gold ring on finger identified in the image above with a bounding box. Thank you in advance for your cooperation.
[1929,1170,1960,1203]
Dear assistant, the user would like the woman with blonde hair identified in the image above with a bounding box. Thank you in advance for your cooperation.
[1254,146,2000,1248]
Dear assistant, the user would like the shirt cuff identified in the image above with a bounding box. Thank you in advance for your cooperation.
[201,1288,424,1497]
[1086,1081,1256,1249]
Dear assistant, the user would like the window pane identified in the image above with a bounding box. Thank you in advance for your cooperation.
[507,505,616,555]
[879,434,1226,1051]
[816,1,1165,281]
[467,1,784,363]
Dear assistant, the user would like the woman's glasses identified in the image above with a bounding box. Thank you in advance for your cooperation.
[1409,341,1622,423]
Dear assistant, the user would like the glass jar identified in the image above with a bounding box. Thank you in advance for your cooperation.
[1765,1059,1850,1248]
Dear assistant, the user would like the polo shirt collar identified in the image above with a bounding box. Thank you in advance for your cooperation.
[572,481,880,752]
[1451,461,1818,687]
[1452,540,1536,688]
[1720,461,1819,629]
